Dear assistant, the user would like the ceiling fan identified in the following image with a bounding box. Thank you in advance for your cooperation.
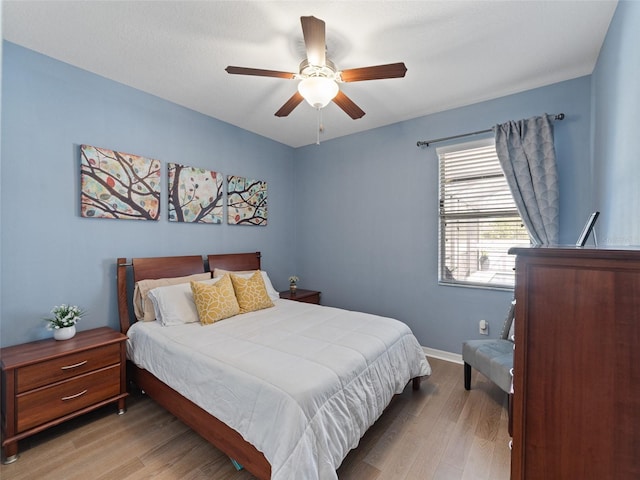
[225,16,407,120]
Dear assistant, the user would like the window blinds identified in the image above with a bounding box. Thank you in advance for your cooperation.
[438,143,530,288]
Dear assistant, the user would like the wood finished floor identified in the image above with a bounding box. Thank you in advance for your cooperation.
[1,358,510,480]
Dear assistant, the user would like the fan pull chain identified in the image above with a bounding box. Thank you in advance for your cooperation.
[316,107,326,145]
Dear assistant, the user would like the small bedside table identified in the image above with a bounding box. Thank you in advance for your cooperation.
[279,289,321,305]
[0,327,128,463]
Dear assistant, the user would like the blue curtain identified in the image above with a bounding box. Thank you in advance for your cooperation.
[495,114,559,245]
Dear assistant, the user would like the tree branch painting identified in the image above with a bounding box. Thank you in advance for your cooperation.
[227,175,268,226]
[80,145,160,220]
[168,163,223,223]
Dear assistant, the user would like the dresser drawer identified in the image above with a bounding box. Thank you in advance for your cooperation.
[16,364,121,432]
[16,344,120,393]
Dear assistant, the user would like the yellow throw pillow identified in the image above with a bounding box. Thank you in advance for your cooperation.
[190,275,240,325]
[230,271,274,313]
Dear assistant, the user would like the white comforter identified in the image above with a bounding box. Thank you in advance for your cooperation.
[127,299,431,480]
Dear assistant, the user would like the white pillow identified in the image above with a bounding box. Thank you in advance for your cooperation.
[149,277,221,326]
[133,272,211,321]
[212,269,280,302]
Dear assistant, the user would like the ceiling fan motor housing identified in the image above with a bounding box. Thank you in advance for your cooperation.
[298,58,339,81]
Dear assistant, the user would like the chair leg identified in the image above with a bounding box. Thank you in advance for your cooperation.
[464,362,471,390]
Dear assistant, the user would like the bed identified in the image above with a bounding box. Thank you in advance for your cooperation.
[117,252,431,480]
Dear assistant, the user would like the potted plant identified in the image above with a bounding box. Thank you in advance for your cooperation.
[479,251,490,271]
[45,304,85,340]
[288,276,299,294]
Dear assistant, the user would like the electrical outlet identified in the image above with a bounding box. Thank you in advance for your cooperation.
[479,319,489,335]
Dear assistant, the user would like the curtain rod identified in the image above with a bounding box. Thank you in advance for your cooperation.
[416,113,565,148]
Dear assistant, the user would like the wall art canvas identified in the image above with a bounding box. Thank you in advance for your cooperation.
[168,163,223,223]
[227,175,268,226]
[80,145,161,220]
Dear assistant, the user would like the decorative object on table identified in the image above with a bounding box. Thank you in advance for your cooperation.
[227,175,268,226]
[288,276,299,294]
[44,304,85,340]
[80,144,161,221]
[168,163,223,223]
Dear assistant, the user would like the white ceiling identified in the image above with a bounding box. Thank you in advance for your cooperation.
[3,1,617,148]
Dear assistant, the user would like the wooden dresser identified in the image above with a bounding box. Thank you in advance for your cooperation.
[1,327,128,463]
[509,246,640,479]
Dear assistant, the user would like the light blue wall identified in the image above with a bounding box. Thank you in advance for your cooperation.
[0,42,296,347]
[591,0,640,245]
[292,77,592,353]
[2,0,637,353]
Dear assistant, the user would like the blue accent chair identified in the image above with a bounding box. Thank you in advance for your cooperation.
[462,300,515,394]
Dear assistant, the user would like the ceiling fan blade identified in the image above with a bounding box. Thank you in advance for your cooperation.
[225,66,296,79]
[340,62,407,82]
[332,90,365,119]
[275,92,304,117]
[301,16,326,66]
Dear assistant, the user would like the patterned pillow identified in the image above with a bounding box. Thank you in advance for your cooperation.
[230,271,275,313]
[500,299,517,340]
[213,268,280,301]
[190,274,240,325]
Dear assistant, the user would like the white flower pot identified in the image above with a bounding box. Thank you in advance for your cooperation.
[54,325,76,341]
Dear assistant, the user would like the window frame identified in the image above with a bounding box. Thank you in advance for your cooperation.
[437,138,529,290]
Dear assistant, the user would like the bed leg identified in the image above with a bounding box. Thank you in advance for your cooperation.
[412,376,421,390]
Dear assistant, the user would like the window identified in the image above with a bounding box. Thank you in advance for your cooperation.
[438,139,529,289]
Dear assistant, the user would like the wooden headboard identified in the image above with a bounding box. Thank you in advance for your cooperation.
[117,252,261,334]
[207,253,262,272]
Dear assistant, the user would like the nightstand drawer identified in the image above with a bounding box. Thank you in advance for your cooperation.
[16,364,121,432]
[17,343,120,393]
[294,293,320,304]
[279,289,321,304]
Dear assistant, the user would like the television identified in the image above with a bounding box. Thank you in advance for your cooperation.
[576,211,599,246]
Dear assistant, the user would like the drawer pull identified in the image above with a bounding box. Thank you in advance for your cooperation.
[61,360,88,370]
[61,390,88,401]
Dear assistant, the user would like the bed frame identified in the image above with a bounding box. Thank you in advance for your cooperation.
[117,251,422,480]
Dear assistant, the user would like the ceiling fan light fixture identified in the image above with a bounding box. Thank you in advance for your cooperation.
[298,77,339,109]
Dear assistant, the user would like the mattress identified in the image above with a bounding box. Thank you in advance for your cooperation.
[127,299,431,480]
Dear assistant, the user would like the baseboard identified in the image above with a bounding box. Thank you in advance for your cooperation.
[423,346,463,364]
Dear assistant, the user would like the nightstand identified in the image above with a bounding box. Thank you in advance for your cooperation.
[0,327,128,463]
[279,289,321,304]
